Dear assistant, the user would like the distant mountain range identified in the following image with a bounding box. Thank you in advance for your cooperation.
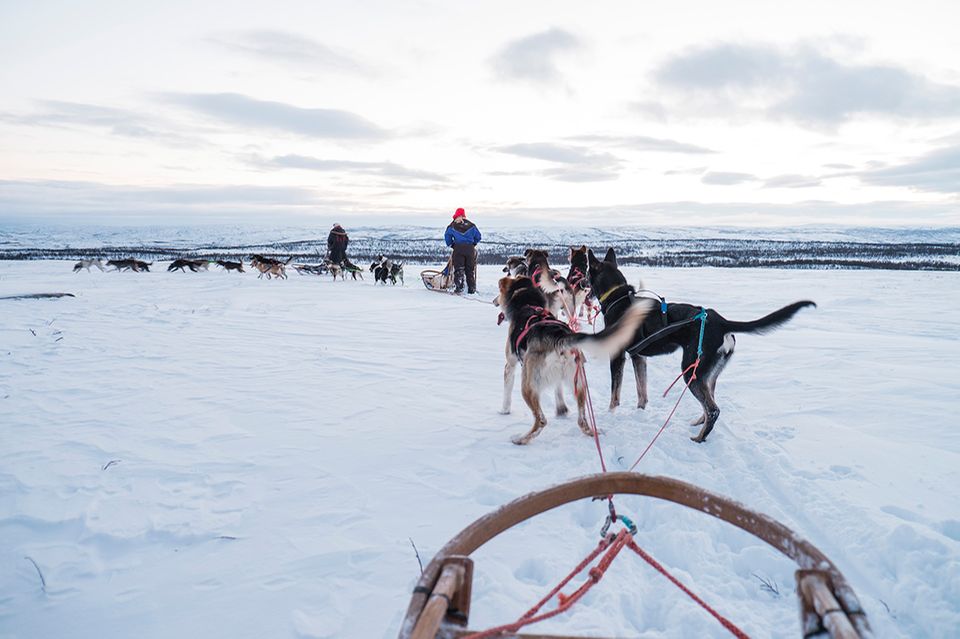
[2,223,958,270]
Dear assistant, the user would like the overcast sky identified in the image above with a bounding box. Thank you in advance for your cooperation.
[1,0,959,226]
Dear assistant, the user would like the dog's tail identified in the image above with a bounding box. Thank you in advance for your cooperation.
[719,300,816,335]
[532,267,565,294]
[563,299,653,357]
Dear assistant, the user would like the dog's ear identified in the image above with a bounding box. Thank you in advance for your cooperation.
[523,248,533,258]
[603,247,617,267]
[588,249,600,268]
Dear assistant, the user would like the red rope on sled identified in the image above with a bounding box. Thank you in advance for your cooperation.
[460,529,632,639]
[626,538,750,639]
[459,525,750,639]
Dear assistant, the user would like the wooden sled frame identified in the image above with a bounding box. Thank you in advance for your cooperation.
[399,472,871,639]
[421,256,455,291]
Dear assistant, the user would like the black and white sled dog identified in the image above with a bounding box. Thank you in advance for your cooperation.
[587,248,816,443]
[107,258,151,272]
[502,256,528,277]
[168,258,209,273]
[371,255,398,285]
[73,258,104,272]
[216,259,245,272]
[524,249,574,320]
[389,261,404,285]
[494,275,652,445]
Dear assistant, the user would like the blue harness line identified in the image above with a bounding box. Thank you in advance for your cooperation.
[694,308,707,357]
[625,308,707,357]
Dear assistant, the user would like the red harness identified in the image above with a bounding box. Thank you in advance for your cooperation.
[531,265,562,289]
[567,267,589,291]
[512,305,568,354]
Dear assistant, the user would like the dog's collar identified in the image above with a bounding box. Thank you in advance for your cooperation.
[597,284,626,304]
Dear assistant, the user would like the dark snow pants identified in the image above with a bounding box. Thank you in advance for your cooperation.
[452,243,477,293]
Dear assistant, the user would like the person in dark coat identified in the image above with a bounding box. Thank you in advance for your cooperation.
[444,208,481,294]
[327,223,349,264]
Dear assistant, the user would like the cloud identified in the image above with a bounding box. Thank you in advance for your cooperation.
[664,167,707,176]
[208,30,370,75]
[490,28,580,84]
[492,142,621,182]
[651,42,960,126]
[1,100,200,145]
[494,142,616,165]
[252,154,449,183]
[540,167,619,182]
[763,174,823,188]
[570,134,716,154]
[166,92,387,139]
[3,179,958,226]
[701,171,757,185]
[0,179,342,216]
[629,101,668,122]
[857,144,960,193]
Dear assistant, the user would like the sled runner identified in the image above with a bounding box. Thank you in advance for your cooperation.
[421,256,455,292]
[399,473,871,639]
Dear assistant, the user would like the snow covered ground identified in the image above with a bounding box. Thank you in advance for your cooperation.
[1,261,958,638]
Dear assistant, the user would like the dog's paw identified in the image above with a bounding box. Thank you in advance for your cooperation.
[690,435,707,444]
[690,414,705,426]
[498,408,511,415]
[637,397,648,410]
[555,405,568,417]
[511,435,529,445]
[608,401,619,412]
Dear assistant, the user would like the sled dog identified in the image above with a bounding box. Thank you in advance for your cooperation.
[494,275,652,445]
[73,259,104,272]
[588,248,815,443]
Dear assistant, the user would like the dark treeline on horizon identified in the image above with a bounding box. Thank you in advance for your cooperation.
[2,237,958,271]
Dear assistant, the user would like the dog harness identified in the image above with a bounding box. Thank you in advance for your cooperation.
[530,266,563,289]
[512,305,569,355]
[626,308,707,356]
[597,284,669,328]
[567,267,589,291]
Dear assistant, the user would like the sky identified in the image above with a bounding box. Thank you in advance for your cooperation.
[1,0,959,227]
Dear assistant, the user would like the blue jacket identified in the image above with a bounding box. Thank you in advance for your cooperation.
[445,219,481,247]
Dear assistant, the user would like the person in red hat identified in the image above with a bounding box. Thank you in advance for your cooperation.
[444,208,482,294]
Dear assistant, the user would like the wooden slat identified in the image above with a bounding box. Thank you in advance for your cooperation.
[797,571,861,639]
[410,563,465,639]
